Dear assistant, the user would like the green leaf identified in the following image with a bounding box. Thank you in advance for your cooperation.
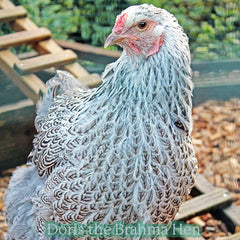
[6,0,239,60]
[215,6,228,17]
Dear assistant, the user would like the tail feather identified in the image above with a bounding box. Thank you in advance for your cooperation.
[27,71,84,166]
[35,70,84,132]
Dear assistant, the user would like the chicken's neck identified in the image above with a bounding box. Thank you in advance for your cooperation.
[100,47,193,131]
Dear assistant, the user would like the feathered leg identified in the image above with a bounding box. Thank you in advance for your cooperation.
[4,165,44,240]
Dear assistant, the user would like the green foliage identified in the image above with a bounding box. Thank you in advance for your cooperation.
[139,0,240,60]
[4,0,240,60]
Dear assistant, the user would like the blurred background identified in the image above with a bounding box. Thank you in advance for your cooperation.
[2,0,239,104]
[1,0,239,60]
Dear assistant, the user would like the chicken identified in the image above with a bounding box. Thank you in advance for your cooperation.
[4,4,197,240]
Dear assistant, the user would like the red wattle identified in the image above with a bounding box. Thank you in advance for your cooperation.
[146,35,164,57]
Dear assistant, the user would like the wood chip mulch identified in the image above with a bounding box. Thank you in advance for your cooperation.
[192,99,240,205]
[0,99,240,239]
[0,173,10,240]
[187,213,232,239]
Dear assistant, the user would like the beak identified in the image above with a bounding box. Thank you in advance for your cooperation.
[104,32,124,48]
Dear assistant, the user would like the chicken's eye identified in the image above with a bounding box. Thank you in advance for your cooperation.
[137,21,147,30]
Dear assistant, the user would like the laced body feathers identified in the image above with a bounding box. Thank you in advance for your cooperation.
[33,38,197,238]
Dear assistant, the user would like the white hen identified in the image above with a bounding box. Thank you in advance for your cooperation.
[5,4,197,240]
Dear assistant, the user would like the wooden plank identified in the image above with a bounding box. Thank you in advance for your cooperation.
[35,39,64,54]
[213,203,240,235]
[27,39,96,87]
[194,174,240,229]
[56,39,121,64]
[194,173,215,193]
[221,205,240,232]
[35,40,97,87]
[17,51,39,60]
[194,174,240,232]
[215,233,240,240]
[0,50,47,103]
[12,17,39,32]
[0,104,35,172]
[36,40,97,87]
[35,40,91,80]
[0,6,27,23]
[62,61,90,79]
[0,0,16,8]
[63,62,102,87]
[0,27,51,50]
[14,50,77,75]
[176,188,232,221]
[0,99,33,114]
[36,40,102,87]
[78,73,102,88]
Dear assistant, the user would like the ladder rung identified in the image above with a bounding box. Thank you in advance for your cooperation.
[0,27,51,50]
[0,6,27,23]
[78,73,102,88]
[14,50,78,75]
[0,50,47,103]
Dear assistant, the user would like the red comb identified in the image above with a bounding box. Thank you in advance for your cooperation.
[113,13,127,33]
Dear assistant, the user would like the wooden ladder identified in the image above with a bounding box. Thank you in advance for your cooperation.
[0,0,101,104]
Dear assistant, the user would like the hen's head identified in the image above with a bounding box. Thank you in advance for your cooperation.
[105,4,188,59]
